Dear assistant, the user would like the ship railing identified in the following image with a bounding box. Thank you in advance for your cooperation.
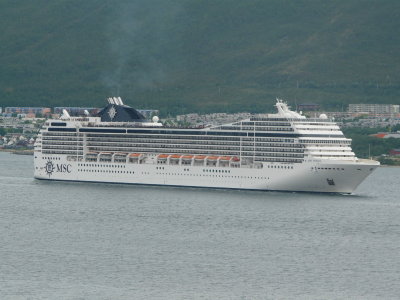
[111,152,128,163]
[98,152,113,162]
[84,151,99,162]
[84,122,163,128]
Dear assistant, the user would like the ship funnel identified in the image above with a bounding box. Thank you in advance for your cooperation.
[113,97,121,105]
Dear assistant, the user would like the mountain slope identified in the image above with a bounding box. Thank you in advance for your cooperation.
[1,0,399,114]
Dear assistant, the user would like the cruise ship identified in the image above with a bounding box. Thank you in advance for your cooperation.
[34,98,379,193]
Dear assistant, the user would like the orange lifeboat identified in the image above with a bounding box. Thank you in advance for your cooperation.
[232,157,240,162]
[194,155,206,160]
[158,154,169,159]
[207,156,219,160]
[170,154,182,159]
[129,153,141,157]
[182,155,194,160]
[219,156,231,161]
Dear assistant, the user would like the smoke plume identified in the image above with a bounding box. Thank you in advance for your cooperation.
[102,0,183,95]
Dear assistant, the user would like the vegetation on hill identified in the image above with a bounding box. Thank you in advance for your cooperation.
[1,0,400,115]
[343,126,400,164]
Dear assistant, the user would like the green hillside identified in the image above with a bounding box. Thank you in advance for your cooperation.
[1,0,400,115]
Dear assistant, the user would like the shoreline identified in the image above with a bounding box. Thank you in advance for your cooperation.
[0,148,34,155]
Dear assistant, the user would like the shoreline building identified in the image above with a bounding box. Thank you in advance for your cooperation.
[348,104,400,117]
[297,103,320,112]
[4,107,51,117]
[54,107,100,116]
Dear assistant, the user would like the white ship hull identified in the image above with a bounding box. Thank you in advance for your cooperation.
[34,153,378,194]
[34,98,380,194]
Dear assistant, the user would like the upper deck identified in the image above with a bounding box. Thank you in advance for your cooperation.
[35,98,355,163]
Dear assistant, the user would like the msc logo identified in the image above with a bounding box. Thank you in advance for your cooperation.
[56,164,72,173]
[44,160,71,177]
[45,161,55,177]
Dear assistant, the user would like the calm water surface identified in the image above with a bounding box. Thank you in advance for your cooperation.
[0,152,399,300]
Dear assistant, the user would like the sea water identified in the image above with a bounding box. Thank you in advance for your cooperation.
[0,152,399,300]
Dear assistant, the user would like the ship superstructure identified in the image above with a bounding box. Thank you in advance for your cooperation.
[34,98,379,193]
